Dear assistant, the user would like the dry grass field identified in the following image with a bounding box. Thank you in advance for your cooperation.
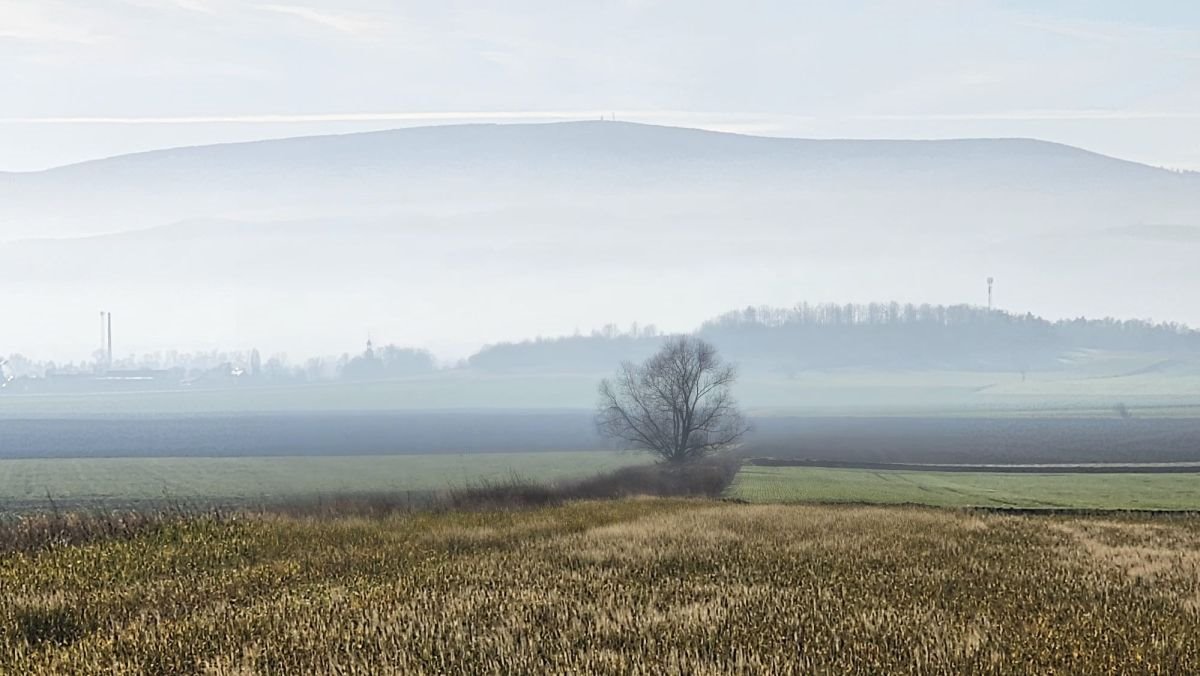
[2,499,1199,674]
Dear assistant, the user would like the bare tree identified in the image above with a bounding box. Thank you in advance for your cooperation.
[597,336,748,463]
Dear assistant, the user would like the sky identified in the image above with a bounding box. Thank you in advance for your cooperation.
[2,0,1199,172]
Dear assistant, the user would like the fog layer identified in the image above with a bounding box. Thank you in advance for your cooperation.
[2,122,1197,361]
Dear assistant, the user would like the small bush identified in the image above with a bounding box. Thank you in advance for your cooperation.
[445,476,563,510]
[260,491,439,519]
[566,456,741,499]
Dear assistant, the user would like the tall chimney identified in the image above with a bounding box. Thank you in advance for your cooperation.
[106,312,113,369]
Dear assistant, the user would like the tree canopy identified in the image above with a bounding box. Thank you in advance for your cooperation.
[597,336,747,463]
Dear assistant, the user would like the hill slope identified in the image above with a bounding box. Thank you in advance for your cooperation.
[1,121,1194,240]
[1,122,1198,359]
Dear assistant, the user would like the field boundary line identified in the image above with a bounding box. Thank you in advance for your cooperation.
[745,457,1200,474]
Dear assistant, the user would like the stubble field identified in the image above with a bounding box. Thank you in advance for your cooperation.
[2,499,1198,673]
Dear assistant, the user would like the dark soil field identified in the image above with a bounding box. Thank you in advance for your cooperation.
[749,416,1200,465]
[4,412,1200,465]
[0,411,604,459]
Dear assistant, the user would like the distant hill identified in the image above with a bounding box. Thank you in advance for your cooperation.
[1,121,1195,241]
[1,121,1198,359]
[467,303,1200,375]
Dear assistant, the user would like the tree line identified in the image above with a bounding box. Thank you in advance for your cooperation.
[471,303,1200,374]
[8,303,1197,383]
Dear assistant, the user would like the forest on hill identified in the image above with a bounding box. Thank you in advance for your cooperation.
[468,303,1200,374]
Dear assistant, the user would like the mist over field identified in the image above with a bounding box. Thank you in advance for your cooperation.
[7,4,1200,671]
[2,121,1199,362]
[4,121,1200,463]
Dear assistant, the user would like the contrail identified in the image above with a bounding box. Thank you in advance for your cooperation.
[858,110,1200,122]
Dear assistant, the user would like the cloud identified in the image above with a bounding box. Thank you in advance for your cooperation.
[169,0,216,12]
[1014,15,1200,60]
[257,4,374,35]
[0,2,109,44]
[118,0,217,13]
[858,110,1200,122]
[1014,18,1123,44]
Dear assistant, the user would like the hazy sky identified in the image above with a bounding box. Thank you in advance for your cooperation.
[3,0,1199,171]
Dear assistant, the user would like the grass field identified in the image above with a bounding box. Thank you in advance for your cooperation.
[0,452,648,511]
[2,500,1198,673]
[6,453,1200,513]
[729,465,1200,510]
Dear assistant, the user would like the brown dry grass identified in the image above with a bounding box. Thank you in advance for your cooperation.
[2,500,1199,673]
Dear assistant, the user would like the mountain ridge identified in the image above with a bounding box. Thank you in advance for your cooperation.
[4,120,1193,243]
[8,121,1182,178]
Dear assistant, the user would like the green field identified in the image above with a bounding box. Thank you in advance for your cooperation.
[0,451,649,511]
[6,454,1200,512]
[729,465,1200,510]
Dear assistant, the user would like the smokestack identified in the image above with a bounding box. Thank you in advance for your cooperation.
[107,312,113,369]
